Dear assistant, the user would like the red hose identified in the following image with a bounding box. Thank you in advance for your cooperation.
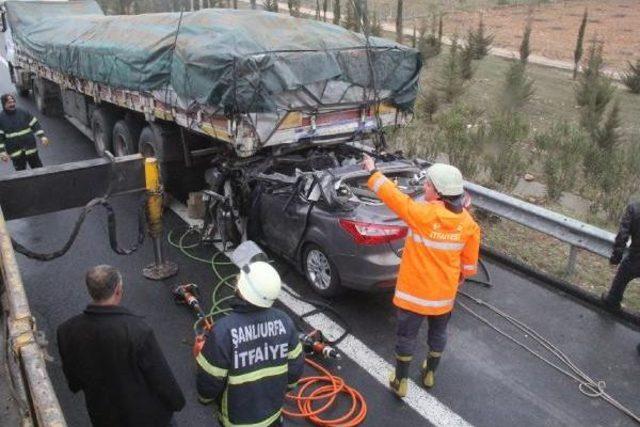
[284,358,367,426]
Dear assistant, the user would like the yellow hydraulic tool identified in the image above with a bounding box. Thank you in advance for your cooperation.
[142,158,178,280]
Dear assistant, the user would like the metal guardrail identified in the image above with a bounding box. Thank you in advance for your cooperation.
[0,206,66,426]
[465,181,617,276]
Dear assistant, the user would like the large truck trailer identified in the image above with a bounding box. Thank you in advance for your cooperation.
[1,0,419,165]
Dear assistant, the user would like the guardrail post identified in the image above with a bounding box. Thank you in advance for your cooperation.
[142,158,178,280]
[564,245,578,278]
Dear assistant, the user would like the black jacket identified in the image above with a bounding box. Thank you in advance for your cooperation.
[611,201,640,265]
[0,108,44,155]
[196,299,304,427]
[57,305,185,427]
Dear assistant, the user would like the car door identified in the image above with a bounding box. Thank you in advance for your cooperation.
[259,176,314,259]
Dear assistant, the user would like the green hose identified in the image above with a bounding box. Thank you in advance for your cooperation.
[168,227,239,332]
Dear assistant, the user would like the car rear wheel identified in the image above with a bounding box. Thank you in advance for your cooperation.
[303,244,343,297]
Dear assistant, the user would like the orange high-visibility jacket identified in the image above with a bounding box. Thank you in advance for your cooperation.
[368,171,481,316]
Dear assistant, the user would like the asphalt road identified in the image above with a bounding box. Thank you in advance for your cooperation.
[1,63,639,427]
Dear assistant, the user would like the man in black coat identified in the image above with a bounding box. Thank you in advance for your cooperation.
[602,201,640,313]
[57,265,185,427]
[0,94,49,170]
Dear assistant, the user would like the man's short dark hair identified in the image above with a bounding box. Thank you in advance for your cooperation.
[85,265,122,302]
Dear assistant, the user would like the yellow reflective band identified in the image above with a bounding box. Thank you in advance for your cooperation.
[29,117,38,127]
[288,342,302,360]
[221,409,282,427]
[221,388,229,424]
[395,354,413,362]
[24,149,38,155]
[463,264,476,271]
[394,290,454,308]
[0,144,4,149]
[196,353,228,378]
[287,382,298,389]
[372,176,387,193]
[35,130,45,136]
[198,394,215,405]
[407,230,465,251]
[10,150,24,158]
[227,364,288,385]
[0,130,4,135]
[6,128,32,139]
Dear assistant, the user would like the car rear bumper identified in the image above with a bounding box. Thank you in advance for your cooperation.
[331,250,400,292]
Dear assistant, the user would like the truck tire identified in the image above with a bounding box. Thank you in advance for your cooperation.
[32,77,62,116]
[15,81,29,97]
[138,122,182,162]
[10,64,30,97]
[91,108,117,157]
[112,119,141,156]
[139,123,185,198]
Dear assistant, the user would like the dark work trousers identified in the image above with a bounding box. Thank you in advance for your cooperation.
[11,151,43,171]
[395,308,452,358]
[608,255,640,305]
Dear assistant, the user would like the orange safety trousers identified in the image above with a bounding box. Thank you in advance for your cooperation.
[368,171,481,316]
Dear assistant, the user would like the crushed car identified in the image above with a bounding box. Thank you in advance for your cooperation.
[201,143,428,296]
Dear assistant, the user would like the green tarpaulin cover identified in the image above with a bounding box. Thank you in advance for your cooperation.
[5,0,421,113]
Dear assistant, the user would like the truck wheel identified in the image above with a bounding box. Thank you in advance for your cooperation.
[302,244,343,297]
[32,77,62,116]
[91,108,117,157]
[139,123,185,198]
[15,82,29,98]
[10,65,30,97]
[112,119,141,156]
[33,79,47,114]
[138,122,182,162]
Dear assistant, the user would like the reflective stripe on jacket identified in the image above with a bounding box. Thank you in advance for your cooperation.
[196,300,304,427]
[368,171,481,315]
[0,109,44,155]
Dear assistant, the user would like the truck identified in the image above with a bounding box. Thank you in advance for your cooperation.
[1,0,423,293]
[1,1,419,169]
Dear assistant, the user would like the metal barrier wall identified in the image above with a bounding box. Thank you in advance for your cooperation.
[1,205,67,426]
[465,181,617,276]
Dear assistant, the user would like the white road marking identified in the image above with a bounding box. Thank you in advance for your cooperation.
[169,200,473,426]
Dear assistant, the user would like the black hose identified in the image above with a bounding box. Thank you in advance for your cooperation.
[11,197,146,261]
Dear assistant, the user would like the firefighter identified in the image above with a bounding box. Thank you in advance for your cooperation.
[0,93,49,170]
[602,201,640,314]
[196,261,304,426]
[362,154,481,396]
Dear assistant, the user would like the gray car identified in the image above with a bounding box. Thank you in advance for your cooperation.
[206,144,425,296]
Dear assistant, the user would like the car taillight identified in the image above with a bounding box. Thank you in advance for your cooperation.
[339,219,408,245]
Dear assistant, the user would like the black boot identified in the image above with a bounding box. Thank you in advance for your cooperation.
[600,292,621,311]
[421,351,442,389]
[389,355,411,397]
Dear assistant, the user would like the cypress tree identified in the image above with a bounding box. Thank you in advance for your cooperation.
[333,0,341,25]
[396,0,403,43]
[519,17,532,65]
[622,60,640,94]
[573,9,588,80]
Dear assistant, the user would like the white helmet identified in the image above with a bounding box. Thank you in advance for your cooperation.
[237,261,282,308]
[427,163,464,197]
